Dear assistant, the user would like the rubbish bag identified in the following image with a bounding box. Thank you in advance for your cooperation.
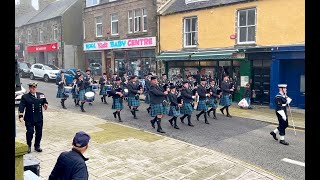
[238,98,249,108]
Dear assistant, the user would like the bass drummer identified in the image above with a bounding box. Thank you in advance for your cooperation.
[56,70,70,109]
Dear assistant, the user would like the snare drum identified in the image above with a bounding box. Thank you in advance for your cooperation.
[123,88,129,97]
[106,85,112,92]
[64,86,73,94]
[85,92,95,102]
[91,84,99,91]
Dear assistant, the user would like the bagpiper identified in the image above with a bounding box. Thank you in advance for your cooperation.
[127,75,143,119]
[195,78,210,124]
[144,73,152,113]
[77,74,87,112]
[179,80,195,127]
[99,73,109,104]
[270,84,291,145]
[149,76,169,133]
[109,77,124,122]
[219,74,234,117]
[56,70,69,109]
[207,79,220,119]
[167,85,182,129]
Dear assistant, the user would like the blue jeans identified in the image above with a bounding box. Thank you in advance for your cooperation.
[245,97,251,107]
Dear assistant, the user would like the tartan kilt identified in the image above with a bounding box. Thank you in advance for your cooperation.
[72,91,79,99]
[112,98,123,110]
[56,87,68,99]
[197,100,208,111]
[99,86,107,95]
[180,103,193,115]
[220,95,232,106]
[168,106,181,117]
[150,103,167,117]
[144,93,150,104]
[128,96,140,107]
[207,98,217,109]
[78,89,86,101]
[85,87,92,93]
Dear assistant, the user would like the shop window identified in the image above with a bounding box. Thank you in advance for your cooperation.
[183,16,198,47]
[114,51,125,59]
[128,50,140,57]
[86,52,102,76]
[200,61,217,66]
[111,13,119,35]
[184,61,198,66]
[142,50,155,57]
[168,68,182,79]
[237,8,256,44]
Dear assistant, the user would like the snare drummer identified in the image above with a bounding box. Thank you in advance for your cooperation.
[99,73,109,104]
[56,70,69,109]
[84,70,94,106]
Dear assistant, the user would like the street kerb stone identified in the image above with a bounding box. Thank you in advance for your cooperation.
[16,107,283,179]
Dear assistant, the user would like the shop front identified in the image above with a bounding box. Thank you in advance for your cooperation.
[84,37,157,78]
[156,49,248,102]
[27,42,59,66]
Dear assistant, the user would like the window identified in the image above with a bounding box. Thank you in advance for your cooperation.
[95,16,102,37]
[39,29,44,42]
[53,26,58,41]
[27,30,32,43]
[128,11,133,33]
[183,17,197,47]
[109,0,118,2]
[86,0,99,7]
[142,9,147,32]
[134,9,141,32]
[111,13,119,35]
[237,8,256,44]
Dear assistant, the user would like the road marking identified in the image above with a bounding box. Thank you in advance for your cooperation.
[281,158,305,167]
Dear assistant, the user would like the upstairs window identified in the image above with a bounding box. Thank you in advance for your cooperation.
[128,11,133,33]
[86,0,99,7]
[134,9,142,32]
[39,29,44,42]
[111,13,119,35]
[142,8,147,32]
[183,17,198,47]
[53,26,58,41]
[95,16,102,37]
[237,8,256,44]
[27,30,32,43]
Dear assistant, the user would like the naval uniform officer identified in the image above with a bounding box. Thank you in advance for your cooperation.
[270,84,291,145]
[18,82,48,153]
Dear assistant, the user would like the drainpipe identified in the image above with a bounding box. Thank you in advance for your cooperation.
[60,17,64,68]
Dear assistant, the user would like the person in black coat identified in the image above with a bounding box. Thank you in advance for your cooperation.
[179,81,195,127]
[207,79,220,119]
[108,77,125,122]
[99,73,109,104]
[149,76,169,133]
[49,131,90,180]
[219,75,234,117]
[18,82,48,153]
[127,75,143,119]
[167,85,182,129]
[195,78,210,124]
[56,70,69,109]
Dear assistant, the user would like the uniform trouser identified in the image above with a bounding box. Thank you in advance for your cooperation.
[25,121,43,147]
[276,113,288,136]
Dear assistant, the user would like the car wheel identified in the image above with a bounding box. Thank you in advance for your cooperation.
[44,75,49,82]
[30,73,35,80]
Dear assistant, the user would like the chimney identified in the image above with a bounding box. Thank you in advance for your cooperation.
[15,0,36,17]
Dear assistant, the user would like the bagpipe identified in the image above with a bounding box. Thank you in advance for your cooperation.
[135,83,144,100]
[162,83,171,107]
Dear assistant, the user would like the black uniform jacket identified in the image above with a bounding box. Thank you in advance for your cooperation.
[99,77,107,86]
[197,85,207,101]
[149,84,165,104]
[209,86,219,99]
[168,93,178,106]
[145,79,151,91]
[180,88,193,103]
[19,92,48,123]
[127,82,139,97]
[275,93,288,114]
[221,81,231,96]
[77,80,85,90]
[56,76,68,88]
[109,84,123,99]
[84,75,93,88]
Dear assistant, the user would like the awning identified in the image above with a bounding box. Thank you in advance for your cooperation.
[156,49,242,61]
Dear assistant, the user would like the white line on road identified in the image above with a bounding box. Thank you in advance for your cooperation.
[282,158,305,167]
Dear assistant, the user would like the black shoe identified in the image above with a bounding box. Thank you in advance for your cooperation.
[207,111,211,117]
[279,140,289,145]
[196,114,200,121]
[220,109,224,115]
[130,110,134,115]
[174,125,180,129]
[34,147,42,152]
[150,119,155,128]
[119,119,123,122]
[168,119,173,127]
[270,132,278,141]
[101,97,104,102]
[157,129,165,133]
[226,114,232,118]
[205,121,210,124]
[213,116,217,119]
[188,123,194,127]
[89,103,93,106]
[113,112,117,119]
[180,117,185,124]
[147,107,150,114]
[27,146,31,153]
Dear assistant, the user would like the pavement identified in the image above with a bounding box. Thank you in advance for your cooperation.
[15,107,284,180]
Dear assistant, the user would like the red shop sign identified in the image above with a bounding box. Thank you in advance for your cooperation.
[27,42,58,53]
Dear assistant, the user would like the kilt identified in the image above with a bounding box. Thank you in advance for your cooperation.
[112,98,123,110]
[99,86,107,95]
[180,103,193,115]
[56,87,68,99]
[72,91,79,99]
[150,103,168,117]
[197,100,207,111]
[128,96,140,107]
[85,87,92,93]
[144,93,150,104]
[207,98,217,109]
[79,89,86,101]
[220,95,232,106]
[168,106,181,117]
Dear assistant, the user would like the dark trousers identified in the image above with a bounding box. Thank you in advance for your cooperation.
[25,121,43,147]
[276,113,288,136]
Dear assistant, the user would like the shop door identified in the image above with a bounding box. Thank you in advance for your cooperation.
[252,60,271,105]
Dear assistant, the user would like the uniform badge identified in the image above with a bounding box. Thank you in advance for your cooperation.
[40,95,45,99]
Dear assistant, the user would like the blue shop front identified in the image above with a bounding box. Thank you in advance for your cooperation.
[270,45,305,109]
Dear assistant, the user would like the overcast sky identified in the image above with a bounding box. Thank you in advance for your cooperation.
[15,0,39,10]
